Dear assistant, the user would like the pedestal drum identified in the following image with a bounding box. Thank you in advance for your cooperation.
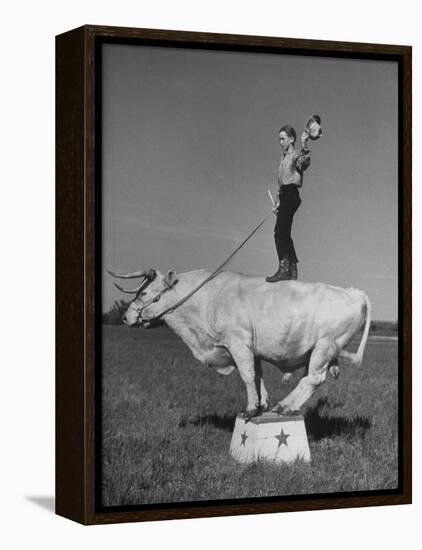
[230,412,311,464]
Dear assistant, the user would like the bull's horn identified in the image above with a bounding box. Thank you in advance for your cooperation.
[112,282,143,294]
[107,268,155,280]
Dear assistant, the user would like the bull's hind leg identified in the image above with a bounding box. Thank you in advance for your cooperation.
[273,340,335,415]
[255,359,269,412]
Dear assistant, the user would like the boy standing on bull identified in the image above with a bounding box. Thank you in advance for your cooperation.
[266,115,321,282]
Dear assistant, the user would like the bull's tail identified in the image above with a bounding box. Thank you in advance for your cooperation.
[339,293,371,368]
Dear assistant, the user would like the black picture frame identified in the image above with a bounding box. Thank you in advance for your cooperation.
[56,25,412,525]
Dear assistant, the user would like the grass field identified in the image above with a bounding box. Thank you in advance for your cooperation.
[101,325,398,507]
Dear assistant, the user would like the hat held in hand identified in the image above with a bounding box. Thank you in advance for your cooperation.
[304,114,322,140]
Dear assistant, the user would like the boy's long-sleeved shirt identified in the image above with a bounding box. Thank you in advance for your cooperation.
[277,145,311,189]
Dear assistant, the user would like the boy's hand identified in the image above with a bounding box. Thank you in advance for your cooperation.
[268,189,279,214]
[301,131,310,148]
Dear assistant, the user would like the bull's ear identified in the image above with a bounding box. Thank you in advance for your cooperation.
[164,270,179,288]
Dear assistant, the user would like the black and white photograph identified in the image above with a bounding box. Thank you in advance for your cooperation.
[101,41,400,508]
[4,0,420,544]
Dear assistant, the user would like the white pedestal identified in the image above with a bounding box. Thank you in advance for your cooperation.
[229,412,311,464]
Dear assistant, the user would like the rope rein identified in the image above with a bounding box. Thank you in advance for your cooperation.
[138,213,271,323]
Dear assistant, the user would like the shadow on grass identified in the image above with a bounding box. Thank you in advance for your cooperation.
[305,398,371,441]
[179,398,371,440]
[179,413,237,432]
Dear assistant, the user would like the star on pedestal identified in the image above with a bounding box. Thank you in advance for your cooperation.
[275,428,289,447]
[240,431,248,446]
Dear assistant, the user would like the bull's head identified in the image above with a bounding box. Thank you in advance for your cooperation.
[107,268,179,327]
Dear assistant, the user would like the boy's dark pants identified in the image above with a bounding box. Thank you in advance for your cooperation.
[274,185,301,264]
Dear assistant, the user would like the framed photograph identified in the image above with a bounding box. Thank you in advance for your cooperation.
[56,25,411,525]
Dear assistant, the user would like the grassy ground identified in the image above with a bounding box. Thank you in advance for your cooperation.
[101,325,398,507]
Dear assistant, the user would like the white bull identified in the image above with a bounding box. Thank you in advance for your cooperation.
[109,268,371,420]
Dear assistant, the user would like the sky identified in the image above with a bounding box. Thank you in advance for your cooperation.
[102,44,398,320]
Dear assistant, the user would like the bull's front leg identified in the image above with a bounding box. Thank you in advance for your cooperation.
[229,345,260,421]
[255,358,269,412]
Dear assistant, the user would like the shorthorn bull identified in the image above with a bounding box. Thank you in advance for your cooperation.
[108,268,371,420]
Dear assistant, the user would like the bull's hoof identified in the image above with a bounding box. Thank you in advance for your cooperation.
[281,373,292,384]
[329,365,340,379]
[260,401,270,413]
[272,404,300,416]
[242,408,260,422]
